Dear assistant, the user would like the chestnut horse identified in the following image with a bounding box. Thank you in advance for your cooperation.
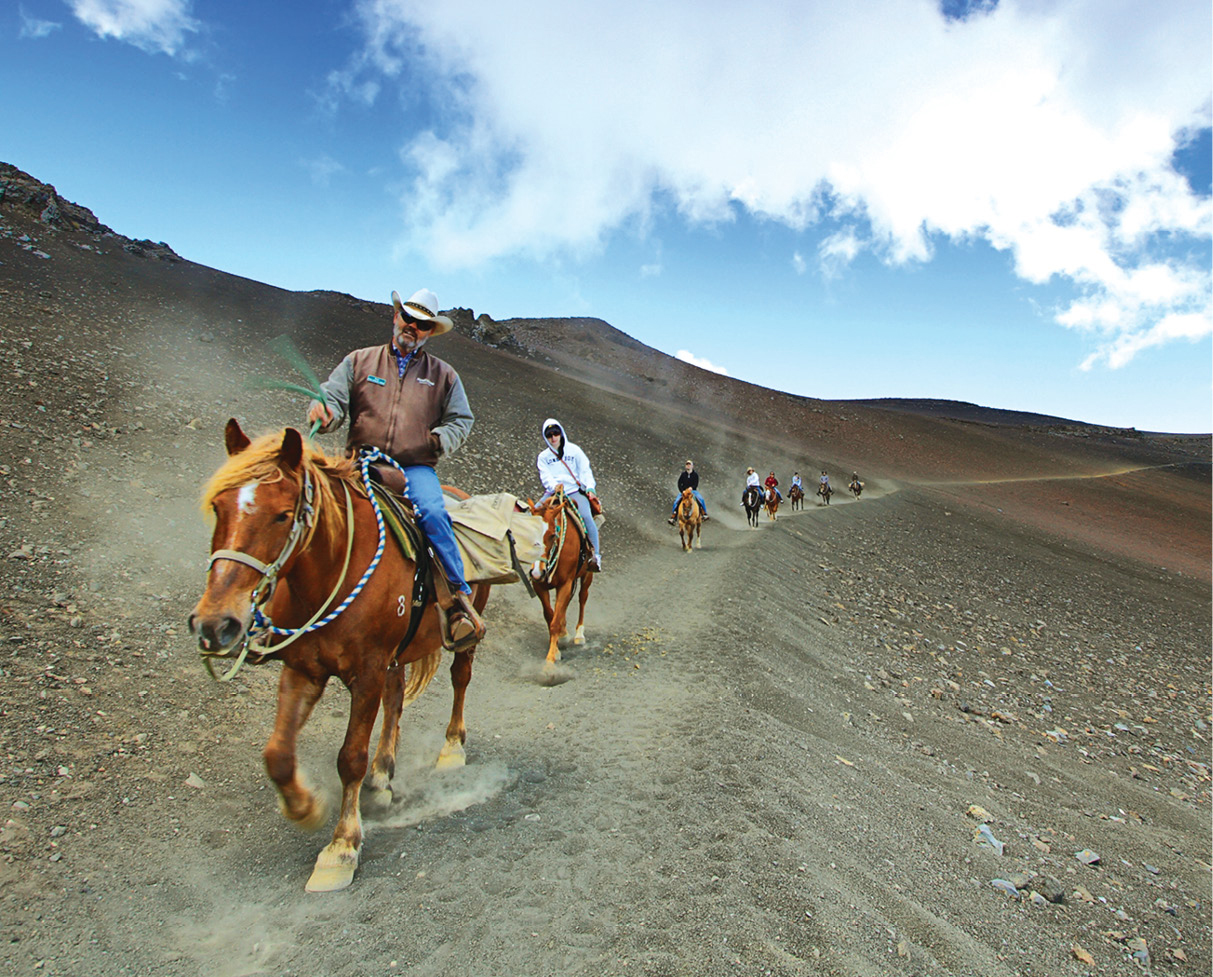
[188,421,488,893]
[849,477,863,499]
[743,485,763,528]
[789,484,805,511]
[529,485,595,673]
[818,481,833,506]
[676,487,702,551]
[765,486,780,520]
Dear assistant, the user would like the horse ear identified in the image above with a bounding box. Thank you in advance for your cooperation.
[280,428,304,470]
[225,419,251,456]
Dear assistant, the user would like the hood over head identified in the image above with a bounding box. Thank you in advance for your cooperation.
[541,418,567,458]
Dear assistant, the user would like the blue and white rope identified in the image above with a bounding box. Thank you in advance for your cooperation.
[253,446,397,636]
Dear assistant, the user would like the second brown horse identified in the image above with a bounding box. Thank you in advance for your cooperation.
[529,485,595,673]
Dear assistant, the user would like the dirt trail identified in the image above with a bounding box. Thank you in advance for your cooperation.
[0,210,1208,976]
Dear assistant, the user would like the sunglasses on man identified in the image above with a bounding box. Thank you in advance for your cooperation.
[397,309,435,331]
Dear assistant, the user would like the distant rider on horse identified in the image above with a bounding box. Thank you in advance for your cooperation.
[765,471,782,501]
[669,459,708,525]
[741,467,761,505]
[819,471,831,493]
[537,419,602,572]
[791,472,802,492]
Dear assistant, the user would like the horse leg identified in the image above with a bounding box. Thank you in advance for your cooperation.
[306,677,385,893]
[573,573,592,645]
[547,578,575,663]
[437,649,474,770]
[264,666,328,831]
[535,586,561,663]
[364,662,405,812]
[695,523,702,549]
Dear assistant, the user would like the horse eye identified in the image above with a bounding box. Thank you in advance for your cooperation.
[275,511,291,523]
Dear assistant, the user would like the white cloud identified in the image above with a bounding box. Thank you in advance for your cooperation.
[818,230,862,279]
[301,155,346,187]
[345,0,1212,366]
[67,0,199,56]
[791,251,806,275]
[19,7,61,38]
[676,350,729,375]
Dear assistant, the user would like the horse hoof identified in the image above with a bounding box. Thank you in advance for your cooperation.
[436,741,466,771]
[280,790,328,832]
[305,842,360,892]
[361,784,393,813]
[573,628,585,646]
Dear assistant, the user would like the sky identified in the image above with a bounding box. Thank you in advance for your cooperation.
[2,0,1211,432]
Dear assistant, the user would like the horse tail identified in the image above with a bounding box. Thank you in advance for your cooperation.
[400,649,442,708]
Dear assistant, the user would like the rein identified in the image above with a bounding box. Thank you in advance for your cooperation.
[535,485,589,582]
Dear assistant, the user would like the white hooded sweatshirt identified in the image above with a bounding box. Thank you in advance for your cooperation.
[537,418,596,496]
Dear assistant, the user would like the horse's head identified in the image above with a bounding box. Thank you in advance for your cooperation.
[678,488,697,517]
[188,419,321,654]
[530,486,567,525]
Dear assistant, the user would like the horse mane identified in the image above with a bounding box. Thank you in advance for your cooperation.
[200,430,358,552]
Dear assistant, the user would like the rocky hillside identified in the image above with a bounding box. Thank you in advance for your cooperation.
[0,163,1208,977]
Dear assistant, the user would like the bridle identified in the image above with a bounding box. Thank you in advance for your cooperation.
[200,466,357,681]
[207,469,318,612]
[533,484,593,582]
[678,491,697,521]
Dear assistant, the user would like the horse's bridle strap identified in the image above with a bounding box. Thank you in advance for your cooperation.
[208,549,272,575]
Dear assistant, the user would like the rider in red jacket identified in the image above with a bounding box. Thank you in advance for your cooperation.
[764,471,781,501]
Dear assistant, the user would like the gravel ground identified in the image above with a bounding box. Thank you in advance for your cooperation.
[1,174,1209,976]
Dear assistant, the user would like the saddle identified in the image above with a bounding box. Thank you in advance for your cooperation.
[365,481,434,650]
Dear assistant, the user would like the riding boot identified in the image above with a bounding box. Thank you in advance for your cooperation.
[432,569,486,652]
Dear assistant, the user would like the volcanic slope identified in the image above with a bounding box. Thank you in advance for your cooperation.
[0,165,1209,977]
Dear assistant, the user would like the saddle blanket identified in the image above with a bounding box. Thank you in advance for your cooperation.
[443,492,546,585]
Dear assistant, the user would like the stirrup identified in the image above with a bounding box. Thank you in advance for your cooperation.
[440,594,485,652]
[433,570,485,652]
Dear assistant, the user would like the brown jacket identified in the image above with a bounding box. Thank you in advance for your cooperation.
[314,344,474,469]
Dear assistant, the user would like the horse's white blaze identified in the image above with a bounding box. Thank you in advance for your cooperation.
[237,482,259,515]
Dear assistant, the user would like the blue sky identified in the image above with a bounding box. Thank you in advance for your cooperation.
[3,1,1210,432]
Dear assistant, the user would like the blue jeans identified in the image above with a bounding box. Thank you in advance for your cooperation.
[401,464,471,596]
[671,490,707,516]
[543,489,599,555]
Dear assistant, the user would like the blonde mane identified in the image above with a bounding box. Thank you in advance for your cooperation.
[201,431,358,552]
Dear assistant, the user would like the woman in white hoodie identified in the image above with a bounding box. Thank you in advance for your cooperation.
[536,418,601,571]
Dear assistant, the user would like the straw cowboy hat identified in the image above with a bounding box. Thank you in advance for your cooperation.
[392,288,454,335]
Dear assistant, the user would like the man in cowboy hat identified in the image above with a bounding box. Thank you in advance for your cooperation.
[741,466,761,505]
[307,288,485,651]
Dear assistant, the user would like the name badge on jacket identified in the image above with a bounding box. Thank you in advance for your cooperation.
[367,375,386,386]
